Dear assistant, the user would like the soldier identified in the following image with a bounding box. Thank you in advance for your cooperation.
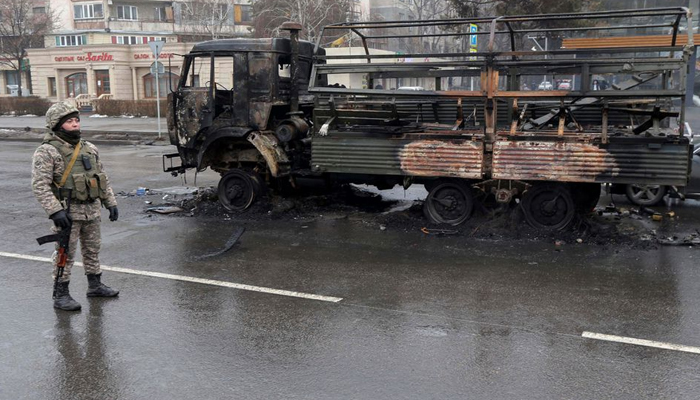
[32,101,120,311]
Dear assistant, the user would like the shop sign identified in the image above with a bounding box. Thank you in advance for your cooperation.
[134,53,174,60]
[54,52,114,63]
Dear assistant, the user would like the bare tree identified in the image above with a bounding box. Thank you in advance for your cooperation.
[0,0,55,96]
[176,0,241,41]
[401,0,455,53]
[251,0,353,44]
[447,0,602,27]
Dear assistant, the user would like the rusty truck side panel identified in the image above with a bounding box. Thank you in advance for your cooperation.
[492,139,691,186]
[311,135,484,179]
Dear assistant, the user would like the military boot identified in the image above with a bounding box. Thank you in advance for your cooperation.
[54,281,81,311]
[86,274,119,297]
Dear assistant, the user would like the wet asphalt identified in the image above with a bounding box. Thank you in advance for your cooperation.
[1,140,700,399]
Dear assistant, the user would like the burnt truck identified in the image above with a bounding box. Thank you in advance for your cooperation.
[165,9,695,230]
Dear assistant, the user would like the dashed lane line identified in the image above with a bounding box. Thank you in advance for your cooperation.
[582,331,700,355]
[0,251,343,303]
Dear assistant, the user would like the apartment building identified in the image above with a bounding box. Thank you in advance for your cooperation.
[0,0,48,96]
[14,0,252,100]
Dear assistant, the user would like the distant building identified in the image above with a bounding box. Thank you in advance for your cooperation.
[4,0,253,100]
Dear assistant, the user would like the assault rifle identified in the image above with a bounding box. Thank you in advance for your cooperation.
[36,189,72,299]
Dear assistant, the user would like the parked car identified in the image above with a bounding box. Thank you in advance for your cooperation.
[624,122,697,205]
[558,80,572,90]
[537,81,553,90]
[397,86,425,91]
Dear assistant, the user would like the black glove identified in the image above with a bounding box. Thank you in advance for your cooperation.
[108,206,119,221]
[49,210,72,229]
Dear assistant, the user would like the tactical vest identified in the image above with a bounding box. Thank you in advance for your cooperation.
[43,133,109,202]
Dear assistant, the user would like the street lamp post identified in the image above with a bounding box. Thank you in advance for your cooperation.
[528,35,548,85]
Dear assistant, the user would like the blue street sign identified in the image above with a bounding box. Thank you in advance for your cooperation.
[469,24,478,47]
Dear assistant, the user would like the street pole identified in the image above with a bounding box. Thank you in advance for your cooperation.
[148,41,165,140]
[545,36,549,84]
[528,36,547,85]
[155,67,161,139]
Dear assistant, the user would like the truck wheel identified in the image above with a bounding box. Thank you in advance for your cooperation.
[423,180,474,225]
[625,184,666,206]
[521,183,575,230]
[217,169,259,212]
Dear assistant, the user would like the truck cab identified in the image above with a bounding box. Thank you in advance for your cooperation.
[165,27,323,210]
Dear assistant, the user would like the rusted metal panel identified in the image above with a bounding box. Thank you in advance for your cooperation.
[311,137,483,179]
[562,34,700,49]
[247,131,290,177]
[492,140,690,186]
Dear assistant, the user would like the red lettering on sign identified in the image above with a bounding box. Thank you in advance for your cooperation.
[54,56,75,62]
[85,52,113,62]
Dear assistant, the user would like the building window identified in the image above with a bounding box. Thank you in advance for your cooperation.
[111,35,166,45]
[154,6,167,21]
[55,35,87,47]
[114,35,138,44]
[65,73,88,98]
[74,3,103,19]
[234,4,252,24]
[5,71,19,93]
[95,70,110,95]
[144,72,179,98]
[48,77,57,97]
[33,7,46,15]
[6,71,19,86]
[117,5,138,20]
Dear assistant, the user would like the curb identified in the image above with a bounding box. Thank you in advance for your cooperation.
[0,126,164,144]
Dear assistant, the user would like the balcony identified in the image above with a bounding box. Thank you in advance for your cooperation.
[75,20,107,30]
[107,19,174,32]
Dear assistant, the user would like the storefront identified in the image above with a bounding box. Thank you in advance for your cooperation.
[26,43,193,101]
[0,62,31,96]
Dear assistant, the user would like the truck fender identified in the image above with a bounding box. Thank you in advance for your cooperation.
[195,127,249,170]
[246,131,290,177]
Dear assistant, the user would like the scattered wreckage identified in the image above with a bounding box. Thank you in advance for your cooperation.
[164,8,695,230]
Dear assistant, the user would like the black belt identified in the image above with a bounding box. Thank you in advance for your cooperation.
[72,199,97,204]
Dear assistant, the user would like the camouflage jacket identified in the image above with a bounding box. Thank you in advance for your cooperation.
[32,133,117,221]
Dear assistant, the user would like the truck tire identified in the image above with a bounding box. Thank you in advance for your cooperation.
[217,169,260,212]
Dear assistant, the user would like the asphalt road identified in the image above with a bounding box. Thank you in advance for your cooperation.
[1,140,699,399]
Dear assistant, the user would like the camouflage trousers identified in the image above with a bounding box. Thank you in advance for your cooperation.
[52,218,102,282]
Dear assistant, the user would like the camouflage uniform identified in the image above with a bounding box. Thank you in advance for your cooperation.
[31,103,117,283]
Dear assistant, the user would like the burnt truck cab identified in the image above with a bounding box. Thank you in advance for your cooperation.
[165,24,323,192]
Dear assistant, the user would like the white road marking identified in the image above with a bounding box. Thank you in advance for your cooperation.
[582,331,700,355]
[0,251,342,303]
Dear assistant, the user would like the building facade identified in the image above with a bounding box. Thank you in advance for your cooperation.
[2,0,253,99]
[26,43,194,101]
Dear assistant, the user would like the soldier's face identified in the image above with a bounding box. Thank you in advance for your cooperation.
[61,117,80,131]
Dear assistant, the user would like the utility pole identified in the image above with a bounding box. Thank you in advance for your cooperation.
[527,35,548,85]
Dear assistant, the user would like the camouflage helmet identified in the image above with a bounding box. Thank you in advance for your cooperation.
[46,101,80,130]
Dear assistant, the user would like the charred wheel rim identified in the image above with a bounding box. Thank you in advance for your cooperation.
[522,184,575,230]
[625,184,666,206]
[423,181,474,226]
[217,169,257,212]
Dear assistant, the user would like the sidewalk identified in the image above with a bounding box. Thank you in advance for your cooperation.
[0,114,167,143]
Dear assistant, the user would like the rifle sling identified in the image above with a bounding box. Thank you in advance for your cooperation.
[57,141,82,188]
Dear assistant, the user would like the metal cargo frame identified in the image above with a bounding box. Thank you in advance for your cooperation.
[308,7,694,188]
